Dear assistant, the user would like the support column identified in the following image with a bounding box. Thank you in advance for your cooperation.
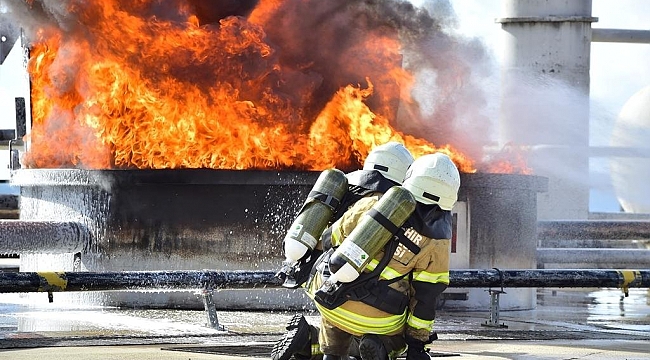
[497,0,597,220]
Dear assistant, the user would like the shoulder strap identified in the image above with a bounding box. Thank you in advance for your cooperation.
[315,236,399,308]
[367,209,421,255]
[315,207,420,310]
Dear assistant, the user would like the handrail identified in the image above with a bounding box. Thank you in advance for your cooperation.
[1,269,647,294]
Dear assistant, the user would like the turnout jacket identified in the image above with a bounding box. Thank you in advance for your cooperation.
[307,194,452,342]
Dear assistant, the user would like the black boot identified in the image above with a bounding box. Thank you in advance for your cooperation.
[323,355,345,360]
[359,334,388,360]
[405,334,431,360]
[271,314,311,360]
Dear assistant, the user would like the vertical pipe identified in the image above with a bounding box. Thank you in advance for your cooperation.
[497,0,597,220]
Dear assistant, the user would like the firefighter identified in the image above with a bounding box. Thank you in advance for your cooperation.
[276,141,415,289]
[274,152,461,360]
[272,142,414,360]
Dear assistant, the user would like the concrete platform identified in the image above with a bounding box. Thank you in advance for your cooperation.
[0,288,648,359]
[0,340,648,359]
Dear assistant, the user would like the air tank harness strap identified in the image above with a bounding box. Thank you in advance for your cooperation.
[315,210,421,314]
[297,190,343,216]
[348,271,410,315]
[367,209,421,255]
[315,237,399,311]
[343,208,422,314]
[308,190,341,210]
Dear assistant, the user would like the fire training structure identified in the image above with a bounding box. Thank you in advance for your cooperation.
[1,167,549,311]
[1,0,648,316]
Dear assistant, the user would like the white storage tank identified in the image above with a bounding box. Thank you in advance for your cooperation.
[610,85,650,214]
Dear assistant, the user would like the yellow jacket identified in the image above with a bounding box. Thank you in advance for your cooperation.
[307,194,452,342]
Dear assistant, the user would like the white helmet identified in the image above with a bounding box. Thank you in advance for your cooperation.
[363,142,415,184]
[403,153,460,210]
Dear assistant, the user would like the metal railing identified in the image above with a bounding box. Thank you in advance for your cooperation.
[2,269,648,293]
[1,268,647,329]
[537,220,650,267]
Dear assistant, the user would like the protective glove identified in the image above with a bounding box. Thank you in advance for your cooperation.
[405,334,430,360]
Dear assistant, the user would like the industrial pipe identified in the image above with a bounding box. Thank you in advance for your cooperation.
[496,1,596,220]
[592,28,650,44]
[537,248,650,266]
[0,220,90,253]
[0,269,648,294]
[537,220,650,240]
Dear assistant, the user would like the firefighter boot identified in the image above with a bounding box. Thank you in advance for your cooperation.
[271,314,311,360]
[405,334,430,360]
[358,334,388,360]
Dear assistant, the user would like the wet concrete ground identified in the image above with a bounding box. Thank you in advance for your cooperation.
[0,288,648,359]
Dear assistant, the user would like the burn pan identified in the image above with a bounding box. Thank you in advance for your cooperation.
[11,170,547,272]
[9,169,547,310]
[12,169,320,271]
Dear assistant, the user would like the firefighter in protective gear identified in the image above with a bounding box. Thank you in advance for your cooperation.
[335,141,416,220]
[280,152,460,360]
[315,186,416,296]
[400,152,460,360]
[272,142,414,360]
[276,142,415,289]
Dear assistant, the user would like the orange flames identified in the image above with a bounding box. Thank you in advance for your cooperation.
[23,0,482,173]
[483,143,533,175]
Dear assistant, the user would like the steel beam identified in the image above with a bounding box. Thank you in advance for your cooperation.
[0,269,648,294]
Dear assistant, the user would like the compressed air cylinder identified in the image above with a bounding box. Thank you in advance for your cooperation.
[326,186,416,284]
[283,169,348,263]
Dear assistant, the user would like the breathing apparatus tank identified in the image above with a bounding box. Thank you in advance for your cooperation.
[281,168,348,267]
[319,186,416,292]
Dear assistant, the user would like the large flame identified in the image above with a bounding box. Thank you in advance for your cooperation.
[23,0,481,172]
